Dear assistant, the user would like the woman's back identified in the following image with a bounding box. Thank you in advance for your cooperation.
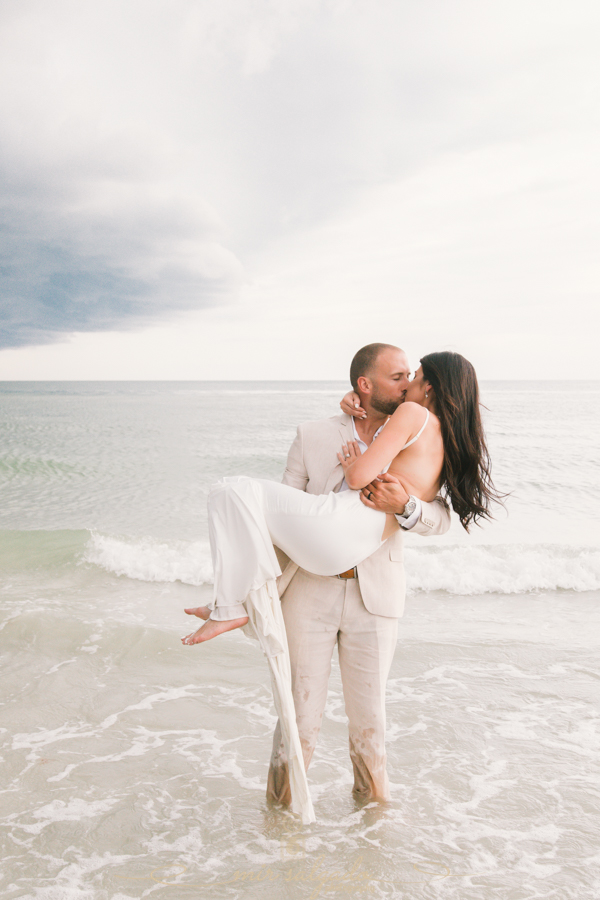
[342,401,444,503]
[387,406,445,502]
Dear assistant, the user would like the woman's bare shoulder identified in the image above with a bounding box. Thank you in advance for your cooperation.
[389,401,424,423]
[382,402,426,439]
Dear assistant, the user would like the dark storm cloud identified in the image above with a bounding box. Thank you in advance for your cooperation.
[0,160,242,349]
[1,0,598,359]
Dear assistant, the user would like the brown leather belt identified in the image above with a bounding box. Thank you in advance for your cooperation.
[337,567,357,579]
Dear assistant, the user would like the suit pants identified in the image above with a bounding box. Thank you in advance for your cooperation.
[266,567,398,804]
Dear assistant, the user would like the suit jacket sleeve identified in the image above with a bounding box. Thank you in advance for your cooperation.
[410,496,452,537]
[274,425,309,573]
[282,425,309,491]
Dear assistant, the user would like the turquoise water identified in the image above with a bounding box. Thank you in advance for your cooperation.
[1,381,599,899]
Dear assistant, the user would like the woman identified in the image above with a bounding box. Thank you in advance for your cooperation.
[183,351,499,645]
[181,351,500,823]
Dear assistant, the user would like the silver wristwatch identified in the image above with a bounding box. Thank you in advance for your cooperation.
[400,495,418,519]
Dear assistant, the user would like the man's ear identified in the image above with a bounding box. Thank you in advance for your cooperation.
[356,375,371,395]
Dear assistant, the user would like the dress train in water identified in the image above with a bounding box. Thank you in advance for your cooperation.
[207,476,387,823]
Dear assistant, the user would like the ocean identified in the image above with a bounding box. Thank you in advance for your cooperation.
[1,380,599,899]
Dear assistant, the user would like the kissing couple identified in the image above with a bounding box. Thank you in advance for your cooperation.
[182,344,501,822]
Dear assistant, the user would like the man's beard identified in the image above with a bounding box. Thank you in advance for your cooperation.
[370,390,403,416]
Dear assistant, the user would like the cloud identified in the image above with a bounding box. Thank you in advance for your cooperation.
[0,0,599,364]
[0,148,242,348]
[0,0,247,350]
[0,0,334,350]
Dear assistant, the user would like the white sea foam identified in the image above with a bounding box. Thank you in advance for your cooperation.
[22,798,119,834]
[404,544,600,594]
[84,532,600,595]
[83,532,213,586]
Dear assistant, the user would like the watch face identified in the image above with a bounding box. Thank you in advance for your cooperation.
[405,499,416,515]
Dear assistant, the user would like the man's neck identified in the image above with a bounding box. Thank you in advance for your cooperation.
[353,410,388,445]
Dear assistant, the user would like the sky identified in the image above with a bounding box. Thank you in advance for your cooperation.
[0,0,599,381]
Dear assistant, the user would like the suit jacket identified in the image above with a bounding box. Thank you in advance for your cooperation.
[276,413,451,618]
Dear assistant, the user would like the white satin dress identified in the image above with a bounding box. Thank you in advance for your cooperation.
[205,411,430,823]
[208,477,386,618]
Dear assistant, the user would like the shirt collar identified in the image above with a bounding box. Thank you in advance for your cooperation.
[350,416,387,446]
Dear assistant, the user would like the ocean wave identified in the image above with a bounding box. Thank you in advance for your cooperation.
[83,533,600,595]
[84,533,213,586]
[403,544,600,594]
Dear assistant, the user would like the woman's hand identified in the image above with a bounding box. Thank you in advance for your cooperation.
[337,440,363,473]
[340,391,366,418]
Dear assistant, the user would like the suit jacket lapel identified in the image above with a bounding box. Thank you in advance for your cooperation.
[323,416,353,493]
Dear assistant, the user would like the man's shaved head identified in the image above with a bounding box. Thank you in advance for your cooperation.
[350,343,403,391]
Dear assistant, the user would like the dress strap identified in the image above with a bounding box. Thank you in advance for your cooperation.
[401,409,430,451]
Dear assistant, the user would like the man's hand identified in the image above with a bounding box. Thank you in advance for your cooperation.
[360,473,410,514]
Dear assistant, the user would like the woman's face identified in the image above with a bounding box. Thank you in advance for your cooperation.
[404,366,430,405]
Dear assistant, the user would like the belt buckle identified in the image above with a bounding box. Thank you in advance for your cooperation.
[337,567,357,579]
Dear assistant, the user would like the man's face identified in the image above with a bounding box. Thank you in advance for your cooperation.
[367,349,411,416]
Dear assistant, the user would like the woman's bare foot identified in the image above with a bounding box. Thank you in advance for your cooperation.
[184,606,211,620]
[181,616,249,645]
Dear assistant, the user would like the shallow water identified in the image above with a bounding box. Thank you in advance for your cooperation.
[3,584,599,899]
[1,381,599,899]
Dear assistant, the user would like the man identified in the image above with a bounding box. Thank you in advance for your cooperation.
[267,343,451,805]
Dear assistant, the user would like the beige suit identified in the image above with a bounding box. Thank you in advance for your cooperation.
[267,413,451,804]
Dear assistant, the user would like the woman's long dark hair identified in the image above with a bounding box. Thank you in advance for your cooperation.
[420,351,502,531]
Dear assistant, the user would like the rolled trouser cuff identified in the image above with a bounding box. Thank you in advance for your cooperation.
[209,603,247,622]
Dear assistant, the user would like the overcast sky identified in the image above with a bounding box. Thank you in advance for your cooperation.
[0,0,598,380]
